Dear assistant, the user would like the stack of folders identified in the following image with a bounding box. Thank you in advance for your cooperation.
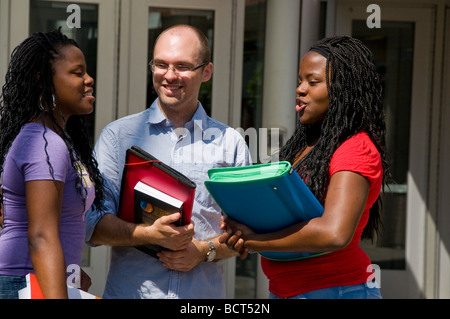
[205,161,326,261]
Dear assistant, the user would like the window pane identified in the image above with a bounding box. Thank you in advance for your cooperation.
[353,20,414,270]
[240,0,266,131]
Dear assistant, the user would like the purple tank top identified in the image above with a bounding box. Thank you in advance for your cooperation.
[0,123,95,276]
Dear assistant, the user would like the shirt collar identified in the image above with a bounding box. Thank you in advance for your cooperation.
[147,99,209,132]
[188,102,209,132]
[147,99,167,125]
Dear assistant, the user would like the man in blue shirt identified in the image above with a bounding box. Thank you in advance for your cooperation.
[85,25,251,298]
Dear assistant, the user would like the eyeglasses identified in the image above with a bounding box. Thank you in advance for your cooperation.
[149,60,208,75]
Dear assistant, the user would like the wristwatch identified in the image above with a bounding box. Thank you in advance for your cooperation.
[205,240,216,262]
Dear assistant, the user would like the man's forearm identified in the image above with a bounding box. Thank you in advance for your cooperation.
[89,213,149,247]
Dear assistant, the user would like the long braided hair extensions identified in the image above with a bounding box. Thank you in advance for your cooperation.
[0,28,105,213]
[280,36,392,241]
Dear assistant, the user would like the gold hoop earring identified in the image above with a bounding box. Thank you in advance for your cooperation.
[52,94,57,110]
[38,96,45,112]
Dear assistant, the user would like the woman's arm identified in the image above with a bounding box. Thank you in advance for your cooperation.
[0,187,3,228]
[221,170,370,254]
[26,180,68,299]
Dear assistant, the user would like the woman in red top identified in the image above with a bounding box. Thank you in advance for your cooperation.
[220,36,391,299]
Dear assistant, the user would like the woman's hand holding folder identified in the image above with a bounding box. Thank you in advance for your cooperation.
[219,216,252,260]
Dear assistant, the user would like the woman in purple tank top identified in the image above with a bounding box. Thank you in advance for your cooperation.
[0,28,105,299]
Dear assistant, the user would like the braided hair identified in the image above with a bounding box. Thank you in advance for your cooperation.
[0,28,105,213]
[280,36,391,241]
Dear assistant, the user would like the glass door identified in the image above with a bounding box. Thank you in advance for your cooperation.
[334,3,434,298]
[7,0,118,297]
[120,0,235,125]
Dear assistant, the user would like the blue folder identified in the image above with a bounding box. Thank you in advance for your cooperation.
[205,161,326,261]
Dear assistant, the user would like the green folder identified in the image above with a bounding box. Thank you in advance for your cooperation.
[205,161,326,261]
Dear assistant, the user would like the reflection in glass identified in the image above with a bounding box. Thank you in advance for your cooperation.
[146,7,214,114]
[353,20,415,270]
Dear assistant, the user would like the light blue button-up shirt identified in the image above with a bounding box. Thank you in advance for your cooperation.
[85,100,251,298]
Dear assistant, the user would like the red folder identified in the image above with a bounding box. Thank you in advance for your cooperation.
[118,146,196,226]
